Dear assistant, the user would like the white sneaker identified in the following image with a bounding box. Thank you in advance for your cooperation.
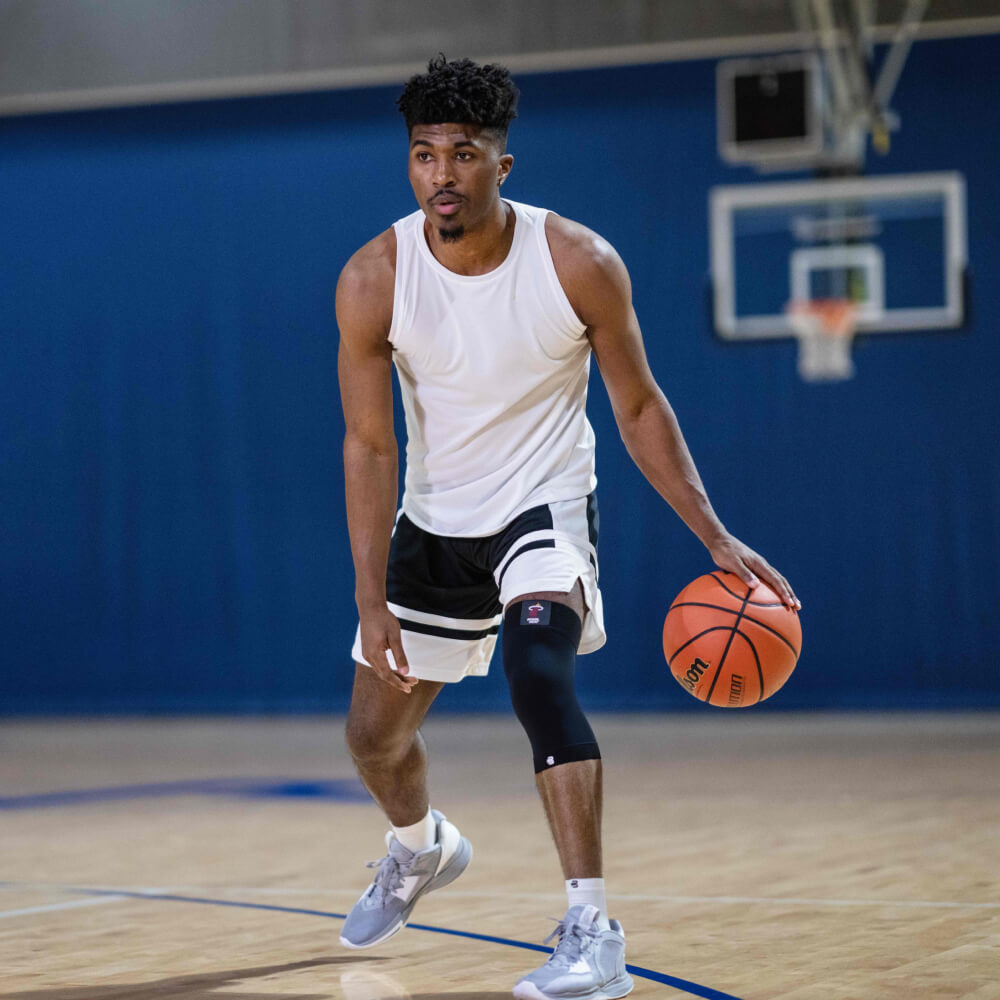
[513,904,634,999]
[339,809,472,949]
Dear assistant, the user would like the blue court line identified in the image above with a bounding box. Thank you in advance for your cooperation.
[0,777,370,810]
[64,887,743,1000]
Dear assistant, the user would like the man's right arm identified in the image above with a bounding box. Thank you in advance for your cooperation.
[336,230,417,692]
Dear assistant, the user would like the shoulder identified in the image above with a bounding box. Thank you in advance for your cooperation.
[543,214,632,325]
[337,227,397,304]
[336,227,397,341]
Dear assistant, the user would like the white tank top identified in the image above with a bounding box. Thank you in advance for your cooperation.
[389,200,597,537]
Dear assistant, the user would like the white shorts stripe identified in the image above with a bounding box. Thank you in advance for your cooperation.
[493,529,597,583]
[386,602,502,631]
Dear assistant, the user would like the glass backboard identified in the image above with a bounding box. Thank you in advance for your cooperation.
[710,172,967,342]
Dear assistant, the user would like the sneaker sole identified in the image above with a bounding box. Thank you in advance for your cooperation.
[339,914,405,950]
[339,834,473,950]
[512,972,634,1000]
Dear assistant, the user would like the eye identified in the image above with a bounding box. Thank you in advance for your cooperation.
[456,151,474,161]
[415,151,432,161]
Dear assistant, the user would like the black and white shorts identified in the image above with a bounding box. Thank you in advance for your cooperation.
[351,494,606,683]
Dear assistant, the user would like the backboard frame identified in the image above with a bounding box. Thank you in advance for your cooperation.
[710,171,967,341]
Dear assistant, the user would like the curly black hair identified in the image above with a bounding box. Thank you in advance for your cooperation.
[397,55,519,145]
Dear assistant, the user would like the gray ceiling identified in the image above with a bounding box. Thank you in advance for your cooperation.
[1,0,998,116]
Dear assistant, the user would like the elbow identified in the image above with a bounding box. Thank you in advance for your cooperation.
[343,432,397,463]
[615,406,645,458]
[616,389,662,438]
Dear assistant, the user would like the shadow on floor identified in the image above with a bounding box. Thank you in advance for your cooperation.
[5,955,385,999]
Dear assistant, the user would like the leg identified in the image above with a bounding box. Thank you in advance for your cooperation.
[345,663,444,826]
[504,587,632,999]
[341,662,473,951]
[535,758,602,878]
[503,584,603,877]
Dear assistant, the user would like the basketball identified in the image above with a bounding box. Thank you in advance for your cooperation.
[663,571,802,707]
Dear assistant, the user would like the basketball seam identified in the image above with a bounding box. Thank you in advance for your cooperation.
[668,601,800,657]
[733,630,766,705]
[704,587,752,704]
[709,572,784,608]
[666,626,738,669]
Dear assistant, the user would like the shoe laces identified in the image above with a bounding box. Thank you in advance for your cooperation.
[363,849,409,906]
[542,915,598,968]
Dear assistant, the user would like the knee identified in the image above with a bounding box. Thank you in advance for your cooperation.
[345,712,409,767]
[502,598,600,773]
[506,643,578,716]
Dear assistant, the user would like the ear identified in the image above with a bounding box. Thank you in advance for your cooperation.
[498,153,514,187]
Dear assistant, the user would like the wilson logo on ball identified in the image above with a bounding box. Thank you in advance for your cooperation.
[728,674,744,706]
[681,657,710,691]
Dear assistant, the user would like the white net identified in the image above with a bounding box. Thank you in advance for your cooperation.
[786,299,859,382]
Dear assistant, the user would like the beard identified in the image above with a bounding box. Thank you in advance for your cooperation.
[439,225,465,243]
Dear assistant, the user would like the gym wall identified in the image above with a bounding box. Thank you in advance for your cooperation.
[2,34,997,712]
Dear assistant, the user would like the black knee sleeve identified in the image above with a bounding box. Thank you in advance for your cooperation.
[502,599,601,774]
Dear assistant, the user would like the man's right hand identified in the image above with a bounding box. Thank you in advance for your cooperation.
[359,605,417,693]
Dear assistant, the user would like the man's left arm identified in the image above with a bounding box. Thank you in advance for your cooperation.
[547,216,800,609]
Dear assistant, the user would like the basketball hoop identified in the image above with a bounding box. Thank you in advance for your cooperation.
[786,298,859,382]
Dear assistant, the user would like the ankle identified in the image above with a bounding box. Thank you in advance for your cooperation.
[392,807,436,853]
[566,877,611,931]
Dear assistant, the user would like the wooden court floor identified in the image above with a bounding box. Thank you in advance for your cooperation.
[1,712,998,999]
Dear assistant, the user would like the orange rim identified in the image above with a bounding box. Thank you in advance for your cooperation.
[786,298,859,338]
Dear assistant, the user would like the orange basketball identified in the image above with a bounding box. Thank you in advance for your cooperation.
[663,571,801,707]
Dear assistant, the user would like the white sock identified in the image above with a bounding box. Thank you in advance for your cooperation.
[392,808,436,854]
[566,877,611,931]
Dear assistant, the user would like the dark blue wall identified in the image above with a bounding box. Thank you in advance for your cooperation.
[2,36,998,713]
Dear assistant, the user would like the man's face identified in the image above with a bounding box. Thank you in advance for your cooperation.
[408,123,513,242]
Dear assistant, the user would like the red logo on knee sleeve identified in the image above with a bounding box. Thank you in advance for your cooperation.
[521,601,551,626]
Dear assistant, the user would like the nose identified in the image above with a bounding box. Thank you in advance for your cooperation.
[432,159,455,188]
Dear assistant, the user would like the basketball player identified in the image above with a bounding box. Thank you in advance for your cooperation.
[337,56,799,1000]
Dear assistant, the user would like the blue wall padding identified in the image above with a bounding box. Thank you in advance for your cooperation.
[1,36,998,712]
